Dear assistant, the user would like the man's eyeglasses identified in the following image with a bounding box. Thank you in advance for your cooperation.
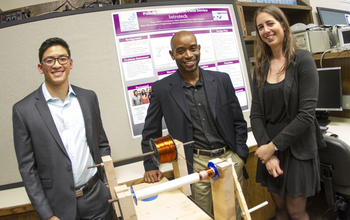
[42,56,70,67]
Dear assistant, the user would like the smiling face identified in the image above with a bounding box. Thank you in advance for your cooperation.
[256,12,285,49]
[38,45,73,89]
[169,31,201,75]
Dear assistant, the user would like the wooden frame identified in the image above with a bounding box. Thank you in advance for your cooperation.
[102,139,266,219]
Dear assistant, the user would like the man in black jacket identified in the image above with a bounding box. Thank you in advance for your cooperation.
[141,31,248,217]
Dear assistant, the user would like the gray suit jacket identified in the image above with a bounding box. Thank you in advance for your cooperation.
[142,68,248,174]
[250,49,326,160]
[13,84,110,220]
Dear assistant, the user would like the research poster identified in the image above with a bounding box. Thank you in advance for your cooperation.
[111,6,250,138]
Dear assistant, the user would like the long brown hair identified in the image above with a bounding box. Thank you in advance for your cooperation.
[253,5,298,87]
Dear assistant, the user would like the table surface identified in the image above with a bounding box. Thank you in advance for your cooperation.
[323,116,350,144]
[132,178,212,220]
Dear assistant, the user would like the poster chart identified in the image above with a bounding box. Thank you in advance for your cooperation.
[111,6,250,138]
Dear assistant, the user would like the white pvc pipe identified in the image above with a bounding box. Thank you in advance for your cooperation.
[248,201,268,213]
[134,172,200,201]
[241,201,269,216]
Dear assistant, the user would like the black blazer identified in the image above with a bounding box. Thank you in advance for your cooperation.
[250,49,326,160]
[142,68,248,174]
[13,85,110,220]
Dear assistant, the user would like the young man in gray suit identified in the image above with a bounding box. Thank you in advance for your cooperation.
[141,31,248,218]
[13,37,112,220]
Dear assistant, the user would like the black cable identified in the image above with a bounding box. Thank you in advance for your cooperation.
[54,2,63,11]
[66,0,78,10]
[54,0,78,11]
[322,207,332,220]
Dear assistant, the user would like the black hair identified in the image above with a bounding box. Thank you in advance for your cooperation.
[39,37,71,62]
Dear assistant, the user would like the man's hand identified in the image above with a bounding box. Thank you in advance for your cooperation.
[144,170,162,183]
[47,216,59,220]
[255,142,275,164]
[265,156,283,178]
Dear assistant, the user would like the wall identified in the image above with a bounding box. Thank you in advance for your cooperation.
[340,1,350,12]
[0,0,59,11]
[0,9,130,186]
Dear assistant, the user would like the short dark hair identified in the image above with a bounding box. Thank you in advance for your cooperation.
[38,37,71,62]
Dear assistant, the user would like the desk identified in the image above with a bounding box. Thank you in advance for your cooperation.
[132,178,212,220]
[323,117,350,144]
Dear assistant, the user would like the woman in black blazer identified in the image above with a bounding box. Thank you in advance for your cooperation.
[250,5,325,220]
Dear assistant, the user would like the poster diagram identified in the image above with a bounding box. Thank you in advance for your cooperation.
[111,6,250,137]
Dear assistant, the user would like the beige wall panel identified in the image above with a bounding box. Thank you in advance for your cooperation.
[0,9,142,185]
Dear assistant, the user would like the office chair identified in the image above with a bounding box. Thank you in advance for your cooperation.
[319,136,350,220]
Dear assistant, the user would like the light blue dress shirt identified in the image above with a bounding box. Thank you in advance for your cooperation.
[42,83,97,187]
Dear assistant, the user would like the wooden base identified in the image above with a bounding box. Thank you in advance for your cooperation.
[132,178,212,220]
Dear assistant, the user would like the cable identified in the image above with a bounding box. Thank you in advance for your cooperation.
[320,27,333,46]
[54,1,67,11]
[322,208,332,220]
[320,49,333,68]
[66,1,78,10]
[54,0,78,11]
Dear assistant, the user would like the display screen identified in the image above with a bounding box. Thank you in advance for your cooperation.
[317,7,350,26]
[342,30,350,44]
[316,67,343,111]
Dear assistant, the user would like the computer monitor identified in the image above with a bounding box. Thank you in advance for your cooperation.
[317,7,350,26]
[316,67,343,126]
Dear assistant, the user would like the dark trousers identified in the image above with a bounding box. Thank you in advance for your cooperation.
[75,179,113,220]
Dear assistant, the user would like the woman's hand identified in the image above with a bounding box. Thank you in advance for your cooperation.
[255,142,275,164]
[265,156,283,178]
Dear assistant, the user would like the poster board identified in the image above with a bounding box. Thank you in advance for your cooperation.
[0,0,251,187]
[111,4,252,137]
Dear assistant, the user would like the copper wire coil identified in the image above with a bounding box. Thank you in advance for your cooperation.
[197,168,216,181]
[149,135,177,167]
